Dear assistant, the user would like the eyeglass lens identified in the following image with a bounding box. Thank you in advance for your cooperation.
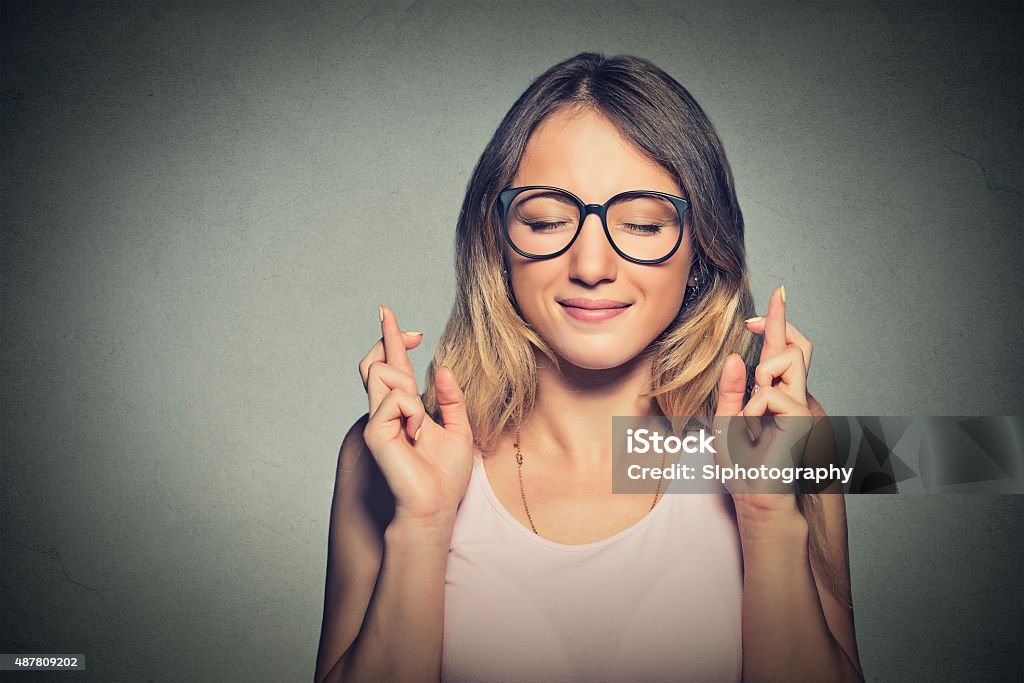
[505,189,681,261]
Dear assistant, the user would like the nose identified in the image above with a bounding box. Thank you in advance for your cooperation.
[567,212,618,285]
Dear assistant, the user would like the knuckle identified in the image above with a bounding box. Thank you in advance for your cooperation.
[360,346,379,368]
[366,359,385,379]
[389,386,412,401]
[399,377,419,396]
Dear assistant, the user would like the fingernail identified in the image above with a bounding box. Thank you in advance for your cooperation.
[404,331,423,337]
[744,316,764,324]
[746,426,756,441]
[378,305,384,322]
[779,284,786,303]
[413,425,423,441]
[753,384,760,393]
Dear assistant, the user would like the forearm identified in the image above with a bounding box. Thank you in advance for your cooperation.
[325,520,452,683]
[737,500,862,683]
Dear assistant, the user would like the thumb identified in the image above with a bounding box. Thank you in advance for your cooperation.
[435,365,472,437]
[715,353,747,417]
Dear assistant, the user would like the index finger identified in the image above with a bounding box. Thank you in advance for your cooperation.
[762,284,787,358]
[380,304,417,378]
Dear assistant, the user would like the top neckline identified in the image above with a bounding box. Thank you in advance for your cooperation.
[471,451,674,553]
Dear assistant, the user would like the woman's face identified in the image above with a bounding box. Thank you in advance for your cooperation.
[505,106,693,371]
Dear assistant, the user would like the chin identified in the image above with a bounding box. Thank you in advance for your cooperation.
[549,341,649,372]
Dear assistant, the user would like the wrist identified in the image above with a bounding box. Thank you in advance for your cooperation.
[386,512,456,550]
[734,495,809,546]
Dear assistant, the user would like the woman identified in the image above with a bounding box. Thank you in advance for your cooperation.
[315,53,864,682]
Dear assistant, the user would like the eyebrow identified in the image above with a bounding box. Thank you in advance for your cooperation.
[515,188,688,205]
[515,190,578,206]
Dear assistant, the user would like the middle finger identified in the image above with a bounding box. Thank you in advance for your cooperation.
[762,284,787,358]
[380,304,418,379]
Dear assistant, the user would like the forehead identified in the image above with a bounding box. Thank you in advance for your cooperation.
[511,106,683,202]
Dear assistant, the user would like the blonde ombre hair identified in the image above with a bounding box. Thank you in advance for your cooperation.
[421,53,848,603]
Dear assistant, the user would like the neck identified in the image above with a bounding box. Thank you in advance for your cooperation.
[518,348,666,471]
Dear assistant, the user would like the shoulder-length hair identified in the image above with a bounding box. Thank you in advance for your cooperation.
[421,52,847,602]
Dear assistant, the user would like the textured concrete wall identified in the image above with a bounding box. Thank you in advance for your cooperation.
[2,1,1021,680]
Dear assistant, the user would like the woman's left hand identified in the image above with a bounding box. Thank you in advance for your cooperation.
[713,285,814,519]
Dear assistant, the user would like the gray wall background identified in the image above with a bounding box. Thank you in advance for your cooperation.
[2,1,1021,680]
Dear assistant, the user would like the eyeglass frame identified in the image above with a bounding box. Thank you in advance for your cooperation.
[496,185,691,265]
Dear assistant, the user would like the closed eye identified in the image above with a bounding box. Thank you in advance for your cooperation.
[525,220,572,232]
[622,223,664,234]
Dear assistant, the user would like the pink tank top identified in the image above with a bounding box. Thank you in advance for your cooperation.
[442,449,744,682]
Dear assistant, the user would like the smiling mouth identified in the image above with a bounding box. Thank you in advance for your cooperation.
[557,299,631,322]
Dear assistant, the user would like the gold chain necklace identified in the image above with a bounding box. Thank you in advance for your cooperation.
[513,425,667,535]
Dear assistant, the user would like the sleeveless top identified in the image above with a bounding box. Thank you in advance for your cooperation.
[441,449,744,683]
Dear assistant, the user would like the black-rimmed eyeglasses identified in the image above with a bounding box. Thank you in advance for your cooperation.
[497,185,690,265]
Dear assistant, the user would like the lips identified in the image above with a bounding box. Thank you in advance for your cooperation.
[557,298,631,323]
[557,298,631,310]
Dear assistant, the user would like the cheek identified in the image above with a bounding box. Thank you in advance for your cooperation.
[654,252,693,310]
[656,284,687,320]
[509,262,555,300]
[507,268,548,320]
[641,265,689,306]
[643,278,689,332]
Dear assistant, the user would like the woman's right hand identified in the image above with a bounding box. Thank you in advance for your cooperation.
[359,305,475,534]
